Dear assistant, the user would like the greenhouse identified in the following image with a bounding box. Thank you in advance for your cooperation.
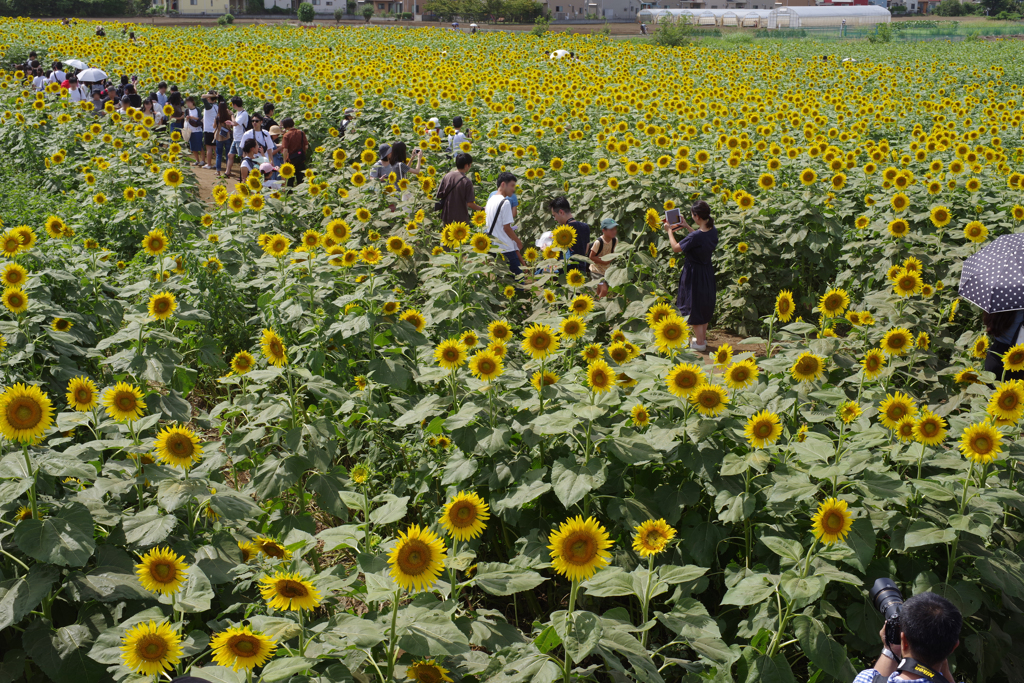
[637,5,890,28]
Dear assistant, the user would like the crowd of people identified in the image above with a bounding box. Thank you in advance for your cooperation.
[18,50,315,183]
[20,43,721,353]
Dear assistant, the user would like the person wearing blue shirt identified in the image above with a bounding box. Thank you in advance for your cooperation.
[853,592,960,683]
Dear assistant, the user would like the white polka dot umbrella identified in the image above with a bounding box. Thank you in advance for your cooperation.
[958,233,1024,313]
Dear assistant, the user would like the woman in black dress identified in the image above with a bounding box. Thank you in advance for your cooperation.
[667,200,719,352]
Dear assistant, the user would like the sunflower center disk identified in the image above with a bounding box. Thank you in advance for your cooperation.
[140,638,166,660]
[279,580,308,598]
[12,401,39,427]
[233,637,256,654]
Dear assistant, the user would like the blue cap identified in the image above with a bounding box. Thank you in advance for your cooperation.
[600,218,618,230]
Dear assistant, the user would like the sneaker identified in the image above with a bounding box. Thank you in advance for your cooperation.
[690,340,707,352]
[201,164,212,169]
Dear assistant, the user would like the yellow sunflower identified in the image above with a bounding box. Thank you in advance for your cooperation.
[880,328,913,356]
[724,359,759,390]
[120,621,183,676]
[810,497,853,545]
[141,229,168,256]
[744,409,782,448]
[400,309,426,332]
[818,288,850,318]
[0,263,28,288]
[653,315,690,353]
[560,315,586,340]
[259,572,322,611]
[148,291,177,320]
[586,359,616,393]
[665,362,705,398]
[775,290,795,322]
[958,421,1002,465]
[914,410,948,446]
[211,625,277,672]
[154,425,202,469]
[0,383,54,443]
[135,547,189,595]
[689,383,729,416]
[632,519,676,557]
[66,376,98,411]
[963,221,987,243]
[790,352,825,383]
[435,338,468,370]
[103,381,145,422]
[231,350,255,375]
[488,319,513,342]
[407,660,454,683]
[468,349,503,382]
[2,287,28,315]
[630,403,650,428]
[440,491,490,541]
[521,323,559,360]
[162,167,183,188]
[892,268,923,297]
[930,205,952,228]
[261,329,288,367]
[547,515,613,582]
[388,524,448,592]
[988,382,1024,422]
[861,349,887,379]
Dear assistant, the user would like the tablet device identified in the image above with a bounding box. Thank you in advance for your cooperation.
[665,208,681,226]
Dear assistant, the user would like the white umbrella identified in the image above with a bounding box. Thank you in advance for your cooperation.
[470,23,478,26]
[64,59,88,70]
[77,67,107,82]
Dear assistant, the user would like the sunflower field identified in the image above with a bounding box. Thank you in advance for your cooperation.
[2,16,1024,683]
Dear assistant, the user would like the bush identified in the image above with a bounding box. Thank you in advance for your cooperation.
[217,13,234,24]
[653,19,694,46]
[297,1,316,22]
[889,3,907,11]
[347,0,356,12]
[933,0,964,16]
[362,5,374,21]
[400,11,412,18]
[994,10,1021,19]
[334,7,345,21]
[531,14,548,36]
[867,22,892,42]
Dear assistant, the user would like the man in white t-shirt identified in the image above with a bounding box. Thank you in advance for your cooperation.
[225,96,248,178]
[485,171,523,278]
[241,115,276,161]
[201,91,219,169]
[447,115,469,154]
[67,76,89,102]
[48,62,66,84]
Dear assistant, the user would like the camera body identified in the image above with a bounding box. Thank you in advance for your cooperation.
[870,578,904,648]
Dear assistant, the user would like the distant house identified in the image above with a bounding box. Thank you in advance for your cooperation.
[160,0,232,14]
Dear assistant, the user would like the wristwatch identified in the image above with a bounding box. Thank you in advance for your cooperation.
[881,648,898,662]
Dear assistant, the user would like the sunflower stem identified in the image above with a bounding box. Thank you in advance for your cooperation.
[386,589,401,682]
[22,444,38,521]
[562,580,579,683]
[640,555,656,649]
[946,461,974,584]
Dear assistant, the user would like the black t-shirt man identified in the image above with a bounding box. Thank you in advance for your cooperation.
[566,219,591,274]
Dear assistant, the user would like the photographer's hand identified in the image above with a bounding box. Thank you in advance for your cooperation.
[872,625,900,678]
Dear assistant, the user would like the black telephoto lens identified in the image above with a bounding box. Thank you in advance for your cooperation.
[870,577,904,621]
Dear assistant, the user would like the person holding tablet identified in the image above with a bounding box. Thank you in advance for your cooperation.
[666,200,719,352]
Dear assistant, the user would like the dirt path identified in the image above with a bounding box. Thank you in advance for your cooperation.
[189,162,226,205]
